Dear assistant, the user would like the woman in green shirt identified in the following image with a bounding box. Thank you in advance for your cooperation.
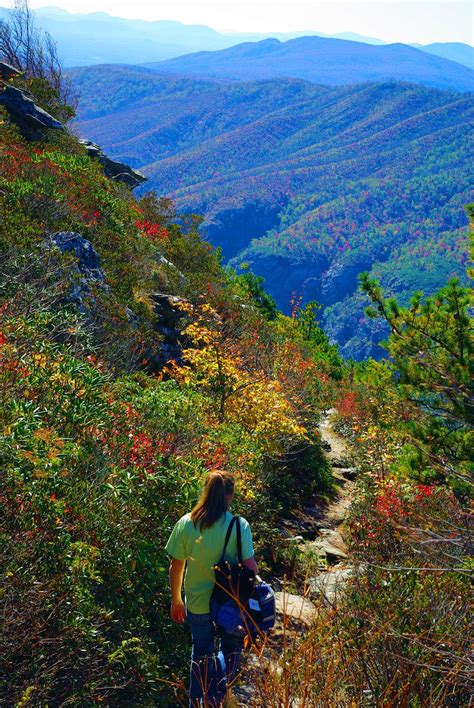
[166,470,258,706]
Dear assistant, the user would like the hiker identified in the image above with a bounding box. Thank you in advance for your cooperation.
[166,470,258,706]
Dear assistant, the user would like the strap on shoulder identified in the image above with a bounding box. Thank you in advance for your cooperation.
[235,516,243,564]
[221,516,237,559]
[221,516,243,563]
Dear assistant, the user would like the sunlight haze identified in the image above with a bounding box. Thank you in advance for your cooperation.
[28,1,474,45]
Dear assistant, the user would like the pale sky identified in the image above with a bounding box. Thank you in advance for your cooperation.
[30,1,474,45]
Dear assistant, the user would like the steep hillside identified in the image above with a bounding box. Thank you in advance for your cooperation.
[73,69,473,358]
[1,71,344,704]
[71,66,327,166]
[145,36,474,92]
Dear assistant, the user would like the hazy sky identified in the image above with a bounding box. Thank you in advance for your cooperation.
[30,1,474,45]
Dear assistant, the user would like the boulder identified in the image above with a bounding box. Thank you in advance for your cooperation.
[52,231,105,282]
[79,139,147,189]
[281,535,304,543]
[152,293,187,368]
[306,538,348,563]
[274,591,316,626]
[340,467,358,480]
[0,83,64,139]
[0,61,22,81]
[50,231,106,313]
[153,293,187,327]
[308,567,354,605]
[330,457,352,469]
[305,528,348,563]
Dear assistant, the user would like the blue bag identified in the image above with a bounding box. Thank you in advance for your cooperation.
[247,579,276,637]
[210,597,246,638]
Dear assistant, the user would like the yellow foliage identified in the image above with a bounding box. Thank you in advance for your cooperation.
[32,352,47,368]
[132,287,155,313]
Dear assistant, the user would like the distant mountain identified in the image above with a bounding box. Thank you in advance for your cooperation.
[0,6,232,65]
[146,36,474,92]
[229,29,386,46]
[0,6,385,66]
[2,5,471,73]
[72,66,473,358]
[417,42,474,70]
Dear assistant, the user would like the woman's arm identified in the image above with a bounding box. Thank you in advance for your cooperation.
[169,557,186,623]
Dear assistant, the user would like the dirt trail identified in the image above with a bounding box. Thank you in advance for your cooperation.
[233,410,356,705]
[319,410,348,463]
[318,409,356,528]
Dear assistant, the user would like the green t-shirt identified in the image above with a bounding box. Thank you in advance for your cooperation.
[165,511,254,614]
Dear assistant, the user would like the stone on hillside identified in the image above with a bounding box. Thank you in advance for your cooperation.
[153,293,186,326]
[340,467,358,480]
[281,535,304,543]
[0,84,64,139]
[331,457,352,469]
[274,591,317,626]
[315,528,348,556]
[156,254,186,287]
[308,567,354,605]
[0,61,22,81]
[152,293,187,368]
[52,231,105,282]
[318,528,345,543]
[79,139,147,189]
[50,231,106,313]
[306,534,348,563]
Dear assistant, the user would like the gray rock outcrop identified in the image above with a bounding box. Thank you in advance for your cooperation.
[79,139,147,189]
[50,231,106,313]
[305,528,348,563]
[152,293,187,368]
[0,80,146,190]
[274,591,316,626]
[49,238,185,370]
[339,467,358,480]
[52,231,105,282]
[309,567,355,605]
[0,61,22,81]
[0,83,64,139]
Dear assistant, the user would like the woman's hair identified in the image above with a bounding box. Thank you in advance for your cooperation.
[190,470,235,530]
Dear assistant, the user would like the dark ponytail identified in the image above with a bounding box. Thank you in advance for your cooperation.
[190,470,235,530]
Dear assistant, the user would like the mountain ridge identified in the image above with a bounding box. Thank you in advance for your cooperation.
[416,42,473,69]
[1,6,472,69]
[144,35,474,92]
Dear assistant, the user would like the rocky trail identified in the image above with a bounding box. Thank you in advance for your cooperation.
[233,410,357,705]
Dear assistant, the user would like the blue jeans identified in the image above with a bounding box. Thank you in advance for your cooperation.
[187,610,243,706]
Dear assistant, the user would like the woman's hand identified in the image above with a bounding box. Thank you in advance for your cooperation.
[170,600,186,624]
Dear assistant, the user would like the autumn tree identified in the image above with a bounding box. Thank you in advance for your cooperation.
[169,300,277,424]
